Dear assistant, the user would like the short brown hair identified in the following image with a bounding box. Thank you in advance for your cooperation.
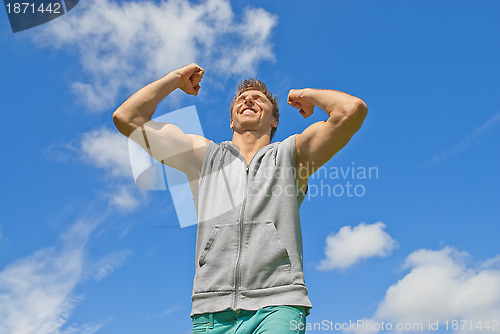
[230,78,280,140]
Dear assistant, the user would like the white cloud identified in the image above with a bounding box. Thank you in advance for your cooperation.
[318,222,397,271]
[424,111,500,167]
[160,305,180,316]
[43,141,79,164]
[45,127,145,213]
[92,249,131,281]
[0,219,129,334]
[35,0,277,111]
[106,185,141,212]
[144,305,180,321]
[79,127,145,212]
[373,247,500,330]
[60,322,105,334]
[349,248,500,333]
[80,127,131,178]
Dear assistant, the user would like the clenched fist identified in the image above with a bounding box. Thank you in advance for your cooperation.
[174,63,205,96]
[288,89,314,118]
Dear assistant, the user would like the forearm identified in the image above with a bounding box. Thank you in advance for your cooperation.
[113,71,181,136]
[302,88,367,121]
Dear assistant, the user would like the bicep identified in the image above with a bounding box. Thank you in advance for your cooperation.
[296,111,366,178]
[129,120,209,175]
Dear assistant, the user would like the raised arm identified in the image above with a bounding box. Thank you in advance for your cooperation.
[112,63,209,177]
[288,88,368,190]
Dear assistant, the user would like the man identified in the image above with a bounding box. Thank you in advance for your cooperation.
[113,63,368,333]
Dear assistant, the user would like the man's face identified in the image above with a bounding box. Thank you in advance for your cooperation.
[230,90,277,136]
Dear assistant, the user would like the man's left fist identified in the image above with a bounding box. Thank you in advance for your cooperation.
[288,89,314,118]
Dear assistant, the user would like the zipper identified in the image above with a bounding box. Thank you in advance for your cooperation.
[225,142,275,311]
[233,164,249,311]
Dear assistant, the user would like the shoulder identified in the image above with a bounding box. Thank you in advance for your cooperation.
[275,134,299,156]
[274,134,297,148]
[270,134,300,165]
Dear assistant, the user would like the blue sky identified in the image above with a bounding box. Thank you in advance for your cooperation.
[1,0,499,333]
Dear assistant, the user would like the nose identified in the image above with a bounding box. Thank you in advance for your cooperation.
[244,95,255,105]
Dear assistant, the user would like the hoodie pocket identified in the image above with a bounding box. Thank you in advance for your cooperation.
[239,221,292,291]
[193,222,239,293]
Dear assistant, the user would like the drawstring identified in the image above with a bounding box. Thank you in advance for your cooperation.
[218,143,227,166]
[219,144,236,209]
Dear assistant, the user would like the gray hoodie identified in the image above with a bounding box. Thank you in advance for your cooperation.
[191,134,312,317]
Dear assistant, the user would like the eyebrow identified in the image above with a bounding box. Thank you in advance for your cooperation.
[237,91,266,100]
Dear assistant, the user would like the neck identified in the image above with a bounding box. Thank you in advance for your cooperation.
[231,130,271,164]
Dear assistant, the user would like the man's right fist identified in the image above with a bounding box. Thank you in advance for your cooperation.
[174,63,205,96]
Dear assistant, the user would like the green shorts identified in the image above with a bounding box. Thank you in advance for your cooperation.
[191,305,307,334]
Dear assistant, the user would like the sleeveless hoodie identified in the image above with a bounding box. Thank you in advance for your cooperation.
[191,134,312,317]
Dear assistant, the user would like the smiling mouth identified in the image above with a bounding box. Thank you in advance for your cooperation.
[241,108,257,114]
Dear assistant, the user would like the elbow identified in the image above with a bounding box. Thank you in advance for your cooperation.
[113,109,123,127]
[354,98,368,118]
[112,109,132,137]
[348,98,368,125]
[112,109,124,130]
[112,107,126,122]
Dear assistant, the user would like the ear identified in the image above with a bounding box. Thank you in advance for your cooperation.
[230,119,233,130]
[271,118,278,128]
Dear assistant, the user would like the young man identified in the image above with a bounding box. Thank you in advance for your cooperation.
[113,63,368,333]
